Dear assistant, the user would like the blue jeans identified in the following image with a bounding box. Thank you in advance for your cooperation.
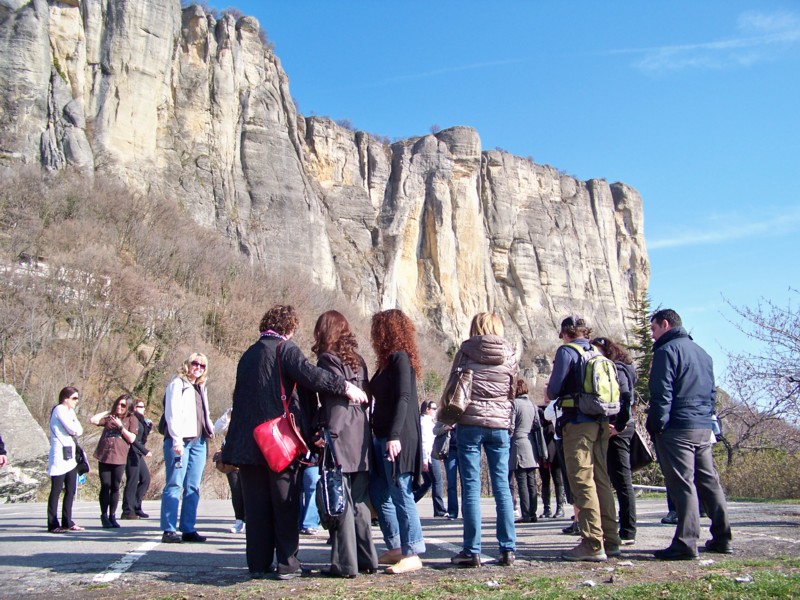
[457,425,515,555]
[160,437,207,533]
[444,437,459,518]
[369,437,426,556]
[299,466,320,530]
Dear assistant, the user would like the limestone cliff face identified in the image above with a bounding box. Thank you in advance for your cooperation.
[0,0,649,355]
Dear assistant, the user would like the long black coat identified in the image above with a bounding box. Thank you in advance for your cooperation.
[370,351,422,482]
[315,352,372,473]
[222,335,347,467]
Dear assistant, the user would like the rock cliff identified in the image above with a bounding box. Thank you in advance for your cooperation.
[0,0,649,355]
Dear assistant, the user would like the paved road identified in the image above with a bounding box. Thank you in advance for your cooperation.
[1,496,798,598]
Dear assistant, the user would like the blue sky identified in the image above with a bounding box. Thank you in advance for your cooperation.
[230,1,799,378]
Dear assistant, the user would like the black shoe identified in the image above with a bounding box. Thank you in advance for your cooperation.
[553,506,565,518]
[359,567,379,574]
[498,550,515,566]
[540,508,552,519]
[135,510,150,519]
[660,510,679,525]
[653,546,698,561]
[703,539,733,554]
[109,515,121,528]
[562,521,579,535]
[100,514,112,529]
[451,550,481,568]
[321,568,356,579]
[162,531,182,544]
[529,514,538,523]
[276,569,302,581]
[182,531,207,543]
[120,512,138,520]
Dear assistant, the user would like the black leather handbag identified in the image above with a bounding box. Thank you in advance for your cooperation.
[315,428,346,530]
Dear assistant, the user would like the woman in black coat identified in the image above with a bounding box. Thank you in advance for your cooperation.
[591,337,638,545]
[369,309,425,575]
[312,310,378,578]
[222,305,367,581]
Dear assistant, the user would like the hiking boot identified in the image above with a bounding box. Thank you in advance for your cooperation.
[162,531,182,544]
[561,540,607,562]
[661,510,678,525]
[605,543,621,557]
[450,550,481,568]
[498,550,515,566]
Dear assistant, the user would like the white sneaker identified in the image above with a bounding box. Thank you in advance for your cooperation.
[229,519,244,534]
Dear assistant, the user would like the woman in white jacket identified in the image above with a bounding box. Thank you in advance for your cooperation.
[47,387,84,533]
[160,352,214,544]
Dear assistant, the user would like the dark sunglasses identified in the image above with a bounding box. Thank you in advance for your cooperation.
[69,396,79,401]
[190,361,207,369]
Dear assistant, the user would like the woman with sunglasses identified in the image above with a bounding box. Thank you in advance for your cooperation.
[160,353,214,544]
[47,387,84,533]
[90,394,137,528]
[120,399,153,520]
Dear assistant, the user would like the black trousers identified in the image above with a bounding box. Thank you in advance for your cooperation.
[540,457,566,511]
[556,438,573,505]
[98,462,126,517]
[47,467,77,530]
[330,471,379,576]
[514,467,538,520]
[122,453,151,515]
[226,470,245,521]
[607,426,637,539]
[239,463,301,575]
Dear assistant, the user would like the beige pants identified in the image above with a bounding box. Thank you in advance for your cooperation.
[562,420,621,551]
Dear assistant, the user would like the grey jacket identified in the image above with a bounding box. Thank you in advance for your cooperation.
[511,394,537,469]
[455,335,518,430]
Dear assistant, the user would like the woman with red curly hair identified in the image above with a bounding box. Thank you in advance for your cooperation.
[369,309,425,574]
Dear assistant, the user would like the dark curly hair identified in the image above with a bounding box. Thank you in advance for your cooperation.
[590,337,633,364]
[370,309,421,376]
[259,305,299,337]
[515,378,529,397]
[312,310,360,370]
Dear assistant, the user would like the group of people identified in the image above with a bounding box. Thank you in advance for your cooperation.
[42,303,732,579]
[46,388,153,533]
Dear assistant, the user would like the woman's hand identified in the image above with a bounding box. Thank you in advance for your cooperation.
[386,440,401,461]
[345,382,368,405]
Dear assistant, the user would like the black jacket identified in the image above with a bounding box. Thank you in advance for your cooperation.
[128,411,153,464]
[370,351,422,481]
[612,361,637,432]
[222,335,348,467]
[647,326,716,434]
[314,352,372,473]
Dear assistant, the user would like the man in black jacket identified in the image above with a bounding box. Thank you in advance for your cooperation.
[647,309,732,560]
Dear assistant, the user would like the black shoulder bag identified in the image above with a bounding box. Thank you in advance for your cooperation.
[315,427,346,530]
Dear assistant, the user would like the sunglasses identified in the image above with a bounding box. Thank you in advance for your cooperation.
[190,361,207,370]
[118,403,127,408]
[69,396,79,401]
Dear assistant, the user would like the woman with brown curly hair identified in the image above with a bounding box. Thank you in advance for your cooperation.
[369,309,425,574]
[223,305,367,580]
[312,310,378,578]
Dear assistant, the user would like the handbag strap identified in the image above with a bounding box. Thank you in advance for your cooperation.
[275,341,297,417]
[320,427,341,469]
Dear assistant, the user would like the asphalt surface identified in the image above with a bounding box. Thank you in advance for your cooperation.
[1,496,799,598]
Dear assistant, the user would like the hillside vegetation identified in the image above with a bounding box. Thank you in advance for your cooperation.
[0,169,452,427]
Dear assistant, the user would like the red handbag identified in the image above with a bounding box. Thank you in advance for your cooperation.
[253,342,309,472]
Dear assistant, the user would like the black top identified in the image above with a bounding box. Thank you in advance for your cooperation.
[370,351,422,480]
[223,335,348,467]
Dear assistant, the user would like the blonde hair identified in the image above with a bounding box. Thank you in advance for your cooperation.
[178,352,209,385]
[469,312,504,337]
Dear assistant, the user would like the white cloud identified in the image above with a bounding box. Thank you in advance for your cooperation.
[611,10,800,72]
[649,208,800,250]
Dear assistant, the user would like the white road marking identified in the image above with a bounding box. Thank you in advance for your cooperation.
[92,540,159,583]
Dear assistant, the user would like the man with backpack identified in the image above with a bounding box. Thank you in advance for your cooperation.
[546,315,622,562]
[648,309,732,560]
